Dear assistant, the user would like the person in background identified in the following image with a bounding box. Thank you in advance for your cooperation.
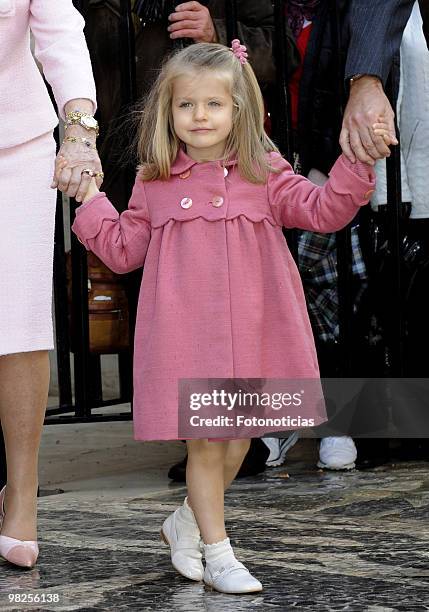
[369,1,429,461]
[263,0,415,471]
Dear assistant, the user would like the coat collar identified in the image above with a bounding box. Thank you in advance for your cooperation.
[170,147,238,175]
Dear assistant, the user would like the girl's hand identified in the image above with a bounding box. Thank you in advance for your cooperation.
[82,177,99,203]
[372,120,397,152]
[54,156,100,203]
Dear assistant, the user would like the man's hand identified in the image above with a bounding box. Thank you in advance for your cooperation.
[168,1,217,43]
[340,76,398,165]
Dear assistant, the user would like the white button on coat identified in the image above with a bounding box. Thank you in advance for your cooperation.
[211,196,224,208]
[180,197,193,209]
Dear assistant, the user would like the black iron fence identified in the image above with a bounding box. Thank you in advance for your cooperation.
[46,0,406,426]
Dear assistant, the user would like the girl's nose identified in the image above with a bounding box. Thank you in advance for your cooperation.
[193,104,207,121]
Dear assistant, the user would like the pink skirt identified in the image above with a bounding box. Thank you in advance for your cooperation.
[0,132,57,355]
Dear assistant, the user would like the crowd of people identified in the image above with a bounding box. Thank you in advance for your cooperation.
[0,0,427,596]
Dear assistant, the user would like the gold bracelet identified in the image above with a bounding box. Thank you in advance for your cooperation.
[65,110,99,136]
[62,136,97,150]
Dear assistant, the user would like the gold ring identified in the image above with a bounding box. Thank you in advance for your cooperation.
[81,168,95,177]
[95,172,104,179]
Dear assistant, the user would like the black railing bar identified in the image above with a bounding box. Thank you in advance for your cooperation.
[273,0,298,260]
[69,224,91,418]
[273,0,293,161]
[44,413,133,426]
[52,132,73,407]
[120,0,137,103]
[331,0,353,375]
[46,397,129,417]
[385,61,404,377]
[336,226,353,375]
[226,0,238,43]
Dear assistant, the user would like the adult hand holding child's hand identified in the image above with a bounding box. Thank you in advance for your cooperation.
[340,76,398,165]
[53,155,100,203]
[51,137,103,202]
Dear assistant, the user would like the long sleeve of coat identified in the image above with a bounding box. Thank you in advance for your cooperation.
[268,153,376,232]
[345,0,415,85]
[29,0,97,118]
[71,178,151,274]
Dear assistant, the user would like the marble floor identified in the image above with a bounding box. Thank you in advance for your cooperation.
[0,428,428,611]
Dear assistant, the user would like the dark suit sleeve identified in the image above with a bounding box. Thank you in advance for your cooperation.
[345,0,415,84]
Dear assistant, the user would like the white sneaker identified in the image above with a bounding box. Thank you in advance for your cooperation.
[160,497,204,581]
[317,436,357,470]
[263,432,299,467]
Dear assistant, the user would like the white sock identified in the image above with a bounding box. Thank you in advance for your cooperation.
[203,537,236,568]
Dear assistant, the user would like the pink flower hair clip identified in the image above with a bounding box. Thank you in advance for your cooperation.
[231,39,248,65]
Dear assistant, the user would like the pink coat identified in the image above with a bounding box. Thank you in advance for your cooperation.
[1,0,96,149]
[72,150,375,440]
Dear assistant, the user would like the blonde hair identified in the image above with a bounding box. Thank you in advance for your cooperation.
[137,42,280,184]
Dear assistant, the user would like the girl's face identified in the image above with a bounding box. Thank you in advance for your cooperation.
[171,70,233,162]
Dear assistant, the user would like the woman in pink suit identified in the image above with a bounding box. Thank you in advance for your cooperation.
[0,0,100,568]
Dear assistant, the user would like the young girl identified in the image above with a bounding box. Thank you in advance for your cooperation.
[65,41,391,594]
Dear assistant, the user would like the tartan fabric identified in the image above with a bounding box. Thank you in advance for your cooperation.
[297,228,367,342]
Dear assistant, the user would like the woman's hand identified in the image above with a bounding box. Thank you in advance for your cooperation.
[51,131,103,202]
[54,155,100,203]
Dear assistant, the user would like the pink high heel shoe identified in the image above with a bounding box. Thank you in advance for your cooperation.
[0,486,39,569]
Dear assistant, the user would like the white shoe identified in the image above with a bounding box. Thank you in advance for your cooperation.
[263,432,299,467]
[160,497,204,581]
[204,559,263,594]
[0,486,39,569]
[203,537,262,594]
[317,436,357,470]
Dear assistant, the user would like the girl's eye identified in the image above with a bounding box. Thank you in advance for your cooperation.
[179,102,192,108]
[209,101,221,107]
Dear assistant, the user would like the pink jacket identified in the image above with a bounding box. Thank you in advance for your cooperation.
[0,0,96,149]
[72,152,376,440]
[73,152,375,271]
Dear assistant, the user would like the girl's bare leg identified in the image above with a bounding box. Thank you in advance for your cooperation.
[223,438,251,490]
[186,438,251,543]
[186,439,228,544]
[186,438,262,593]
[0,351,49,540]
